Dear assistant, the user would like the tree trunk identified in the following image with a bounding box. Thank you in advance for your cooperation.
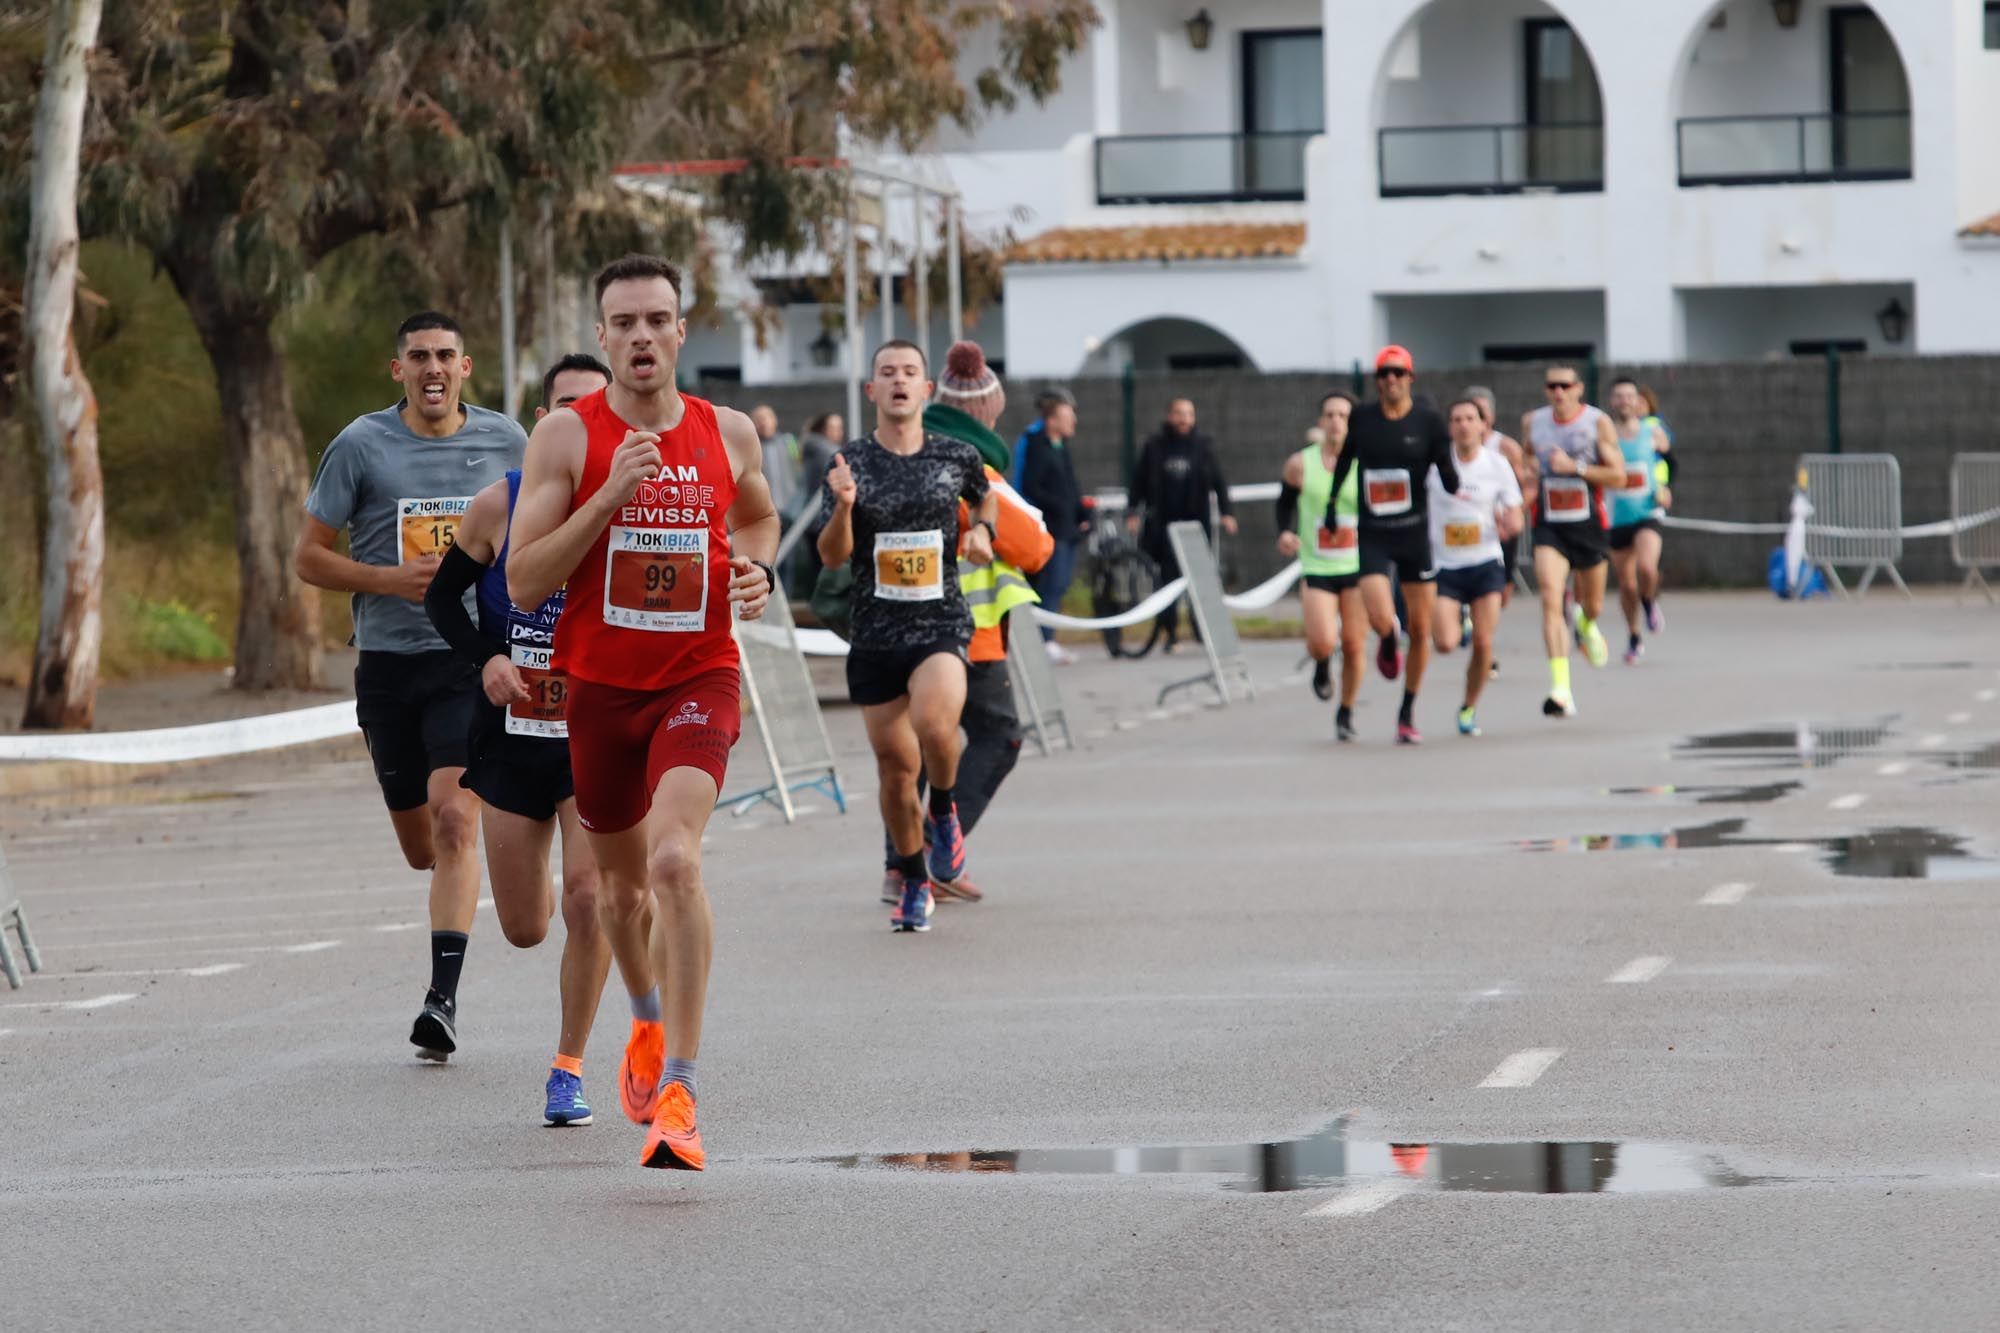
[22,0,106,731]
[169,275,322,692]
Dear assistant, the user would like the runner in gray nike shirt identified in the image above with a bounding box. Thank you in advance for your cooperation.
[295,310,526,1061]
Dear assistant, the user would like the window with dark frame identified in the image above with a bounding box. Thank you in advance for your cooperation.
[1522,19,1604,186]
[1241,28,1324,198]
[1986,2,2000,50]
[1481,342,1596,364]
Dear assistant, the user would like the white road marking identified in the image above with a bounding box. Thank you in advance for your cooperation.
[1305,1180,1411,1218]
[1920,734,1947,749]
[371,922,423,933]
[280,940,341,954]
[42,963,244,979]
[1479,1048,1564,1088]
[1828,793,1867,812]
[1877,761,1910,777]
[1947,712,1972,725]
[477,897,494,908]
[1977,689,1997,703]
[1772,842,1812,855]
[1606,955,1672,984]
[0,992,137,1012]
[185,963,246,977]
[1700,882,1753,906]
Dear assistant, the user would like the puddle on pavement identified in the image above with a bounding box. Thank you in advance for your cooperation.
[1943,742,2000,772]
[1608,782,1801,805]
[1675,720,1894,770]
[817,1119,1769,1195]
[1516,820,1997,880]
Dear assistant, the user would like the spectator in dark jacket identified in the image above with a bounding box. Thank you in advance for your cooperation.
[1128,398,1237,650]
[1014,389,1085,659]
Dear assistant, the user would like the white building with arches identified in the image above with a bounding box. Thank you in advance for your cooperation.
[673,0,2000,383]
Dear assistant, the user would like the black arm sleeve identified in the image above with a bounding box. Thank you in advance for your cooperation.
[1326,443,1357,528]
[1661,450,1679,485]
[425,543,504,668]
[1429,415,1461,497]
[1276,481,1300,533]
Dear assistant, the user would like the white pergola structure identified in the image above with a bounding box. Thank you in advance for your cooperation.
[496,157,965,423]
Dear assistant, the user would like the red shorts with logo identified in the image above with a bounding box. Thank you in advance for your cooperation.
[565,669,742,833]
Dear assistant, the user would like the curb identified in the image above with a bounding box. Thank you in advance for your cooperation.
[0,733,368,799]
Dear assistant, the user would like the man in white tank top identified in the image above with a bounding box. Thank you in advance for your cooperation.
[1520,364,1625,719]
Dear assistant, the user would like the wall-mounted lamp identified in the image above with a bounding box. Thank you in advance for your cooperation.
[809,329,839,368]
[1771,0,1802,29]
[1875,297,1909,345]
[1185,9,1214,51]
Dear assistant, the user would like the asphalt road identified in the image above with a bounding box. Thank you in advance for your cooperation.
[3,591,1998,1331]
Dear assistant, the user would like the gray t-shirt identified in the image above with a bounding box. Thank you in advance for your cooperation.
[305,403,527,653]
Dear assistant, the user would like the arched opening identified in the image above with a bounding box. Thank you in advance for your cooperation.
[1674,0,1912,186]
[1372,0,1604,197]
[1079,318,1258,376]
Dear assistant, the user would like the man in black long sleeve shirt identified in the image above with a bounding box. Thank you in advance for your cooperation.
[1324,345,1459,744]
[1129,398,1238,650]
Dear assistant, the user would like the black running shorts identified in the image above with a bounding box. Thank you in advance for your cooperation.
[846,640,970,708]
[1359,528,1437,584]
[354,649,480,811]
[1608,518,1663,551]
[1533,521,1609,572]
[461,702,574,823]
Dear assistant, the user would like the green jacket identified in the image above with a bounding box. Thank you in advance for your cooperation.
[923,402,1011,474]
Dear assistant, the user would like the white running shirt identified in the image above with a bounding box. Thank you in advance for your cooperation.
[1427,448,1523,571]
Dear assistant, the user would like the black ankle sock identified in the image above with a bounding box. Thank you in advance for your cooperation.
[1336,705,1353,726]
[897,851,927,884]
[927,784,955,822]
[1629,633,1642,650]
[1399,690,1416,725]
[429,931,468,1006]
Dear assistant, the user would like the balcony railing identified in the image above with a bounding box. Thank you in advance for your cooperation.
[1378,123,1603,197]
[1094,132,1314,206]
[1677,112,1911,187]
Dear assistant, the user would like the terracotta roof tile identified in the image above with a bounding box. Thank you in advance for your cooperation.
[1960,211,2000,238]
[1009,222,1306,265]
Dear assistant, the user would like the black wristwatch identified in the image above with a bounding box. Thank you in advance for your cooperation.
[974,519,997,542]
[749,559,777,594]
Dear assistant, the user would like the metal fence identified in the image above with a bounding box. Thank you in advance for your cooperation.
[728,587,847,821]
[1006,604,1073,755]
[1798,453,1908,598]
[1951,453,2000,603]
[1159,521,1257,707]
[2,842,41,989]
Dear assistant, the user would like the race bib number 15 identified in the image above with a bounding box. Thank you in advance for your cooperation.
[399,497,471,562]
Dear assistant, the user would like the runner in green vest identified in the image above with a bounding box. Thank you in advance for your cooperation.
[1276,391,1367,742]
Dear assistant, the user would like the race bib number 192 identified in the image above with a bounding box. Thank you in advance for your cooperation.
[505,643,568,739]
[399,497,471,562]
[604,526,709,631]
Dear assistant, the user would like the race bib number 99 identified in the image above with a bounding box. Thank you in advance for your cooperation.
[604,526,709,631]
[399,497,471,562]
[505,643,568,739]
[1543,476,1590,522]
[873,530,946,601]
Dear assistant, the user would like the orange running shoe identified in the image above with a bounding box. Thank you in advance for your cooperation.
[640,1081,705,1170]
[618,1019,665,1124]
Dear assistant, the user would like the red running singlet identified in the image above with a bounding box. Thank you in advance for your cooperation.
[554,389,740,692]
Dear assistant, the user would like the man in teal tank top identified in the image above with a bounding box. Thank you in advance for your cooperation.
[1275,391,1367,741]
[1605,378,1674,665]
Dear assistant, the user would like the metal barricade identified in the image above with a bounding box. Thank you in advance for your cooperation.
[1951,453,2000,604]
[1,842,41,990]
[1159,520,1257,707]
[1797,453,1909,599]
[727,586,847,822]
[1006,604,1074,755]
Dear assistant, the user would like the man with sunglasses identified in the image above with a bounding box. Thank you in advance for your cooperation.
[1519,365,1625,718]
[1323,346,1458,744]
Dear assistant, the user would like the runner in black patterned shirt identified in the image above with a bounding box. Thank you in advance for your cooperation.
[816,340,998,933]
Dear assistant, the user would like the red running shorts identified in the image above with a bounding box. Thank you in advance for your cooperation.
[566,668,742,833]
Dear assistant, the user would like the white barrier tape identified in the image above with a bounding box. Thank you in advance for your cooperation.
[1034,578,1191,631]
[1660,506,2000,539]
[0,702,358,764]
[1222,561,1304,611]
[793,628,851,657]
[1091,481,1279,514]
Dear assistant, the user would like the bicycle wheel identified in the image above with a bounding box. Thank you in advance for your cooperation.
[1092,550,1163,659]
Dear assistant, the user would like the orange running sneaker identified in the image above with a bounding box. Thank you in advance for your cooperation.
[640,1081,705,1170]
[618,1020,665,1124]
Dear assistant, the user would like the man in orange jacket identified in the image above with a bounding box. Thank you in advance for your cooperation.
[878,341,1054,905]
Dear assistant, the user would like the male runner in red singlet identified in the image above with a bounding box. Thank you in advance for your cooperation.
[505,254,780,1172]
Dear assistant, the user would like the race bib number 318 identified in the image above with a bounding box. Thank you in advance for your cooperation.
[604,526,709,631]
[399,497,471,562]
[873,530,946,601]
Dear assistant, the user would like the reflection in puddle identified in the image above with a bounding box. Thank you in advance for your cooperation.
[1516,822,1996,880]
[1676,720,1894,770]
[1944,742,2000,773]
[817,1119,1769,1195]
[1608,783,1802,805]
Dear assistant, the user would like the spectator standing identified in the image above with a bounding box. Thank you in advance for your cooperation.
[1128,397,1237,652]
[791,411,846,597]
[1014,389,1085,663]
[752,404,802,520]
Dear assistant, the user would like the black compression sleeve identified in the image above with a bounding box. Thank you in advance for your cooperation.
[1327,443,1356,520]
[425,543,505,668]
[1661,450,1679,485]
[1276,482,1300,533]
[1429,416,1460,497]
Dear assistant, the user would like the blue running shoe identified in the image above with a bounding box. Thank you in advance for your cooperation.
[544,1068,593,1126]
[924,806,965,886]
[891,877,934,933]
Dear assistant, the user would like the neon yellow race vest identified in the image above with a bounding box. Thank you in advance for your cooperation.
[959,557,1039,629]
[1299,446,1360,578]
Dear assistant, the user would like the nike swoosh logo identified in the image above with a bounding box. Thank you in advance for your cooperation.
[465,457,487,467]
[440,952,462,958]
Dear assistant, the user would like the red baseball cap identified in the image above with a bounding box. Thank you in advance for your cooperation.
[1375,345,1414,372]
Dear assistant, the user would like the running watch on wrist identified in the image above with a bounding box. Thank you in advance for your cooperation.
[749,559,776,594]
[975,520,997,542]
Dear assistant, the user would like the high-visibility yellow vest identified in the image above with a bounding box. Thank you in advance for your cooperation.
[959,557,1039,629]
